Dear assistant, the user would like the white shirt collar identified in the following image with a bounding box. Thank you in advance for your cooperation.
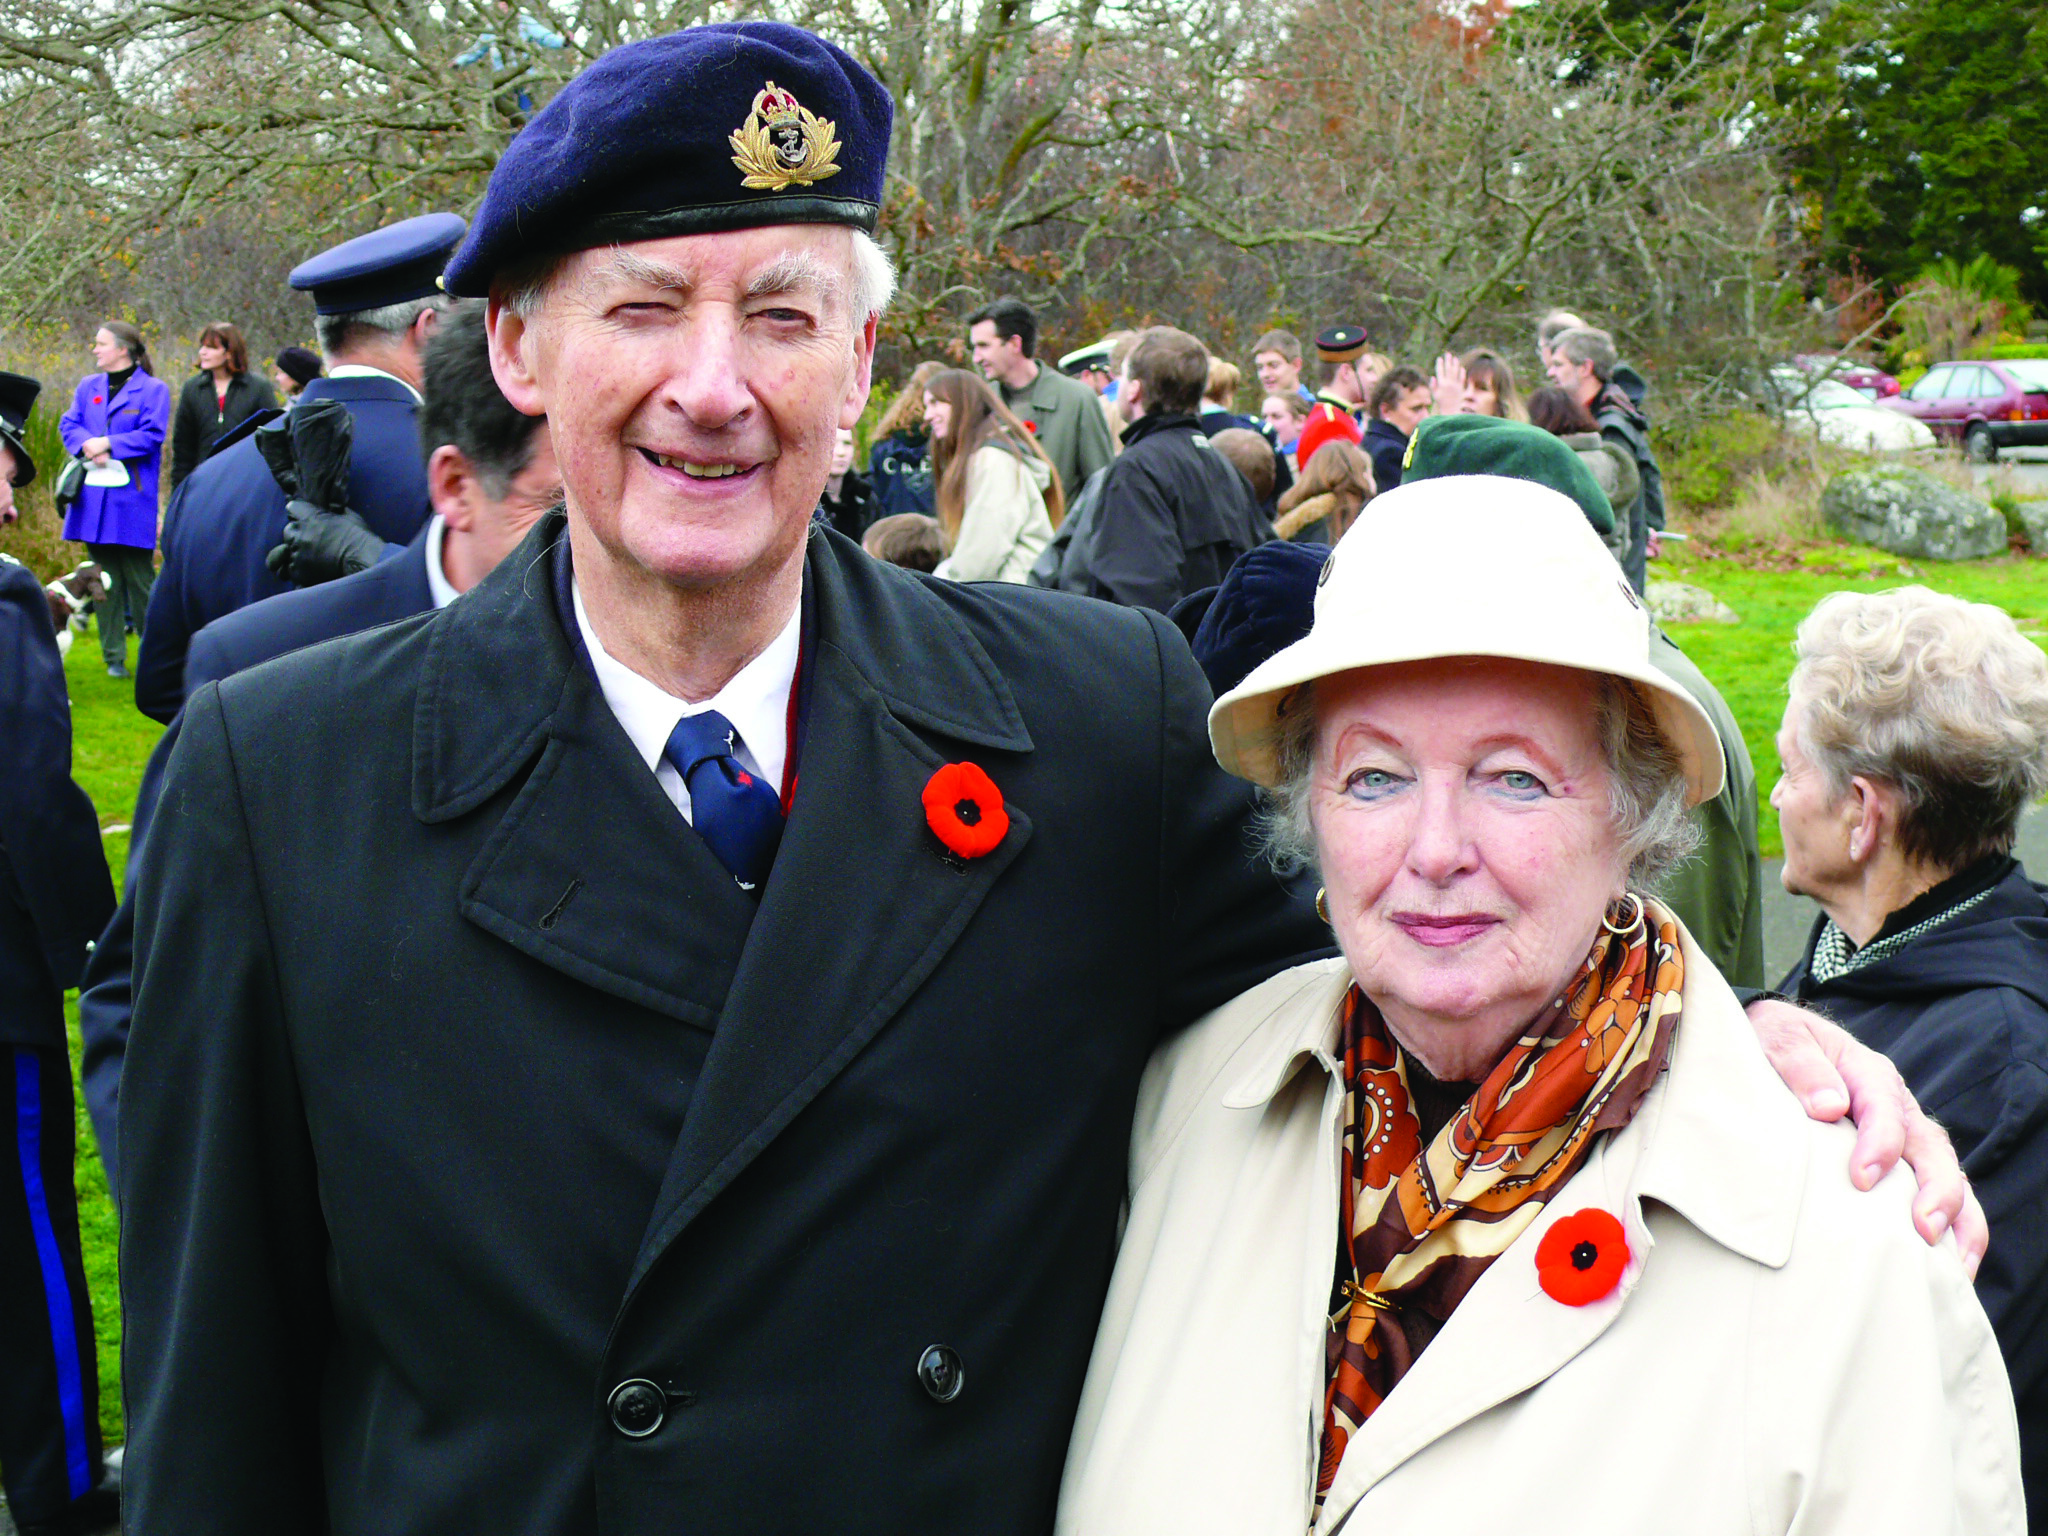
[422,516,459,610]
[571,578,802,824]
[324,362,424,404]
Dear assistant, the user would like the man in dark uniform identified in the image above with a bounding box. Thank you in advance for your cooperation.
[74,304,556,1185]
[0,373,119,1536]
[133,212,465,724]
[116,24,1984,1536]
[1311,323,1371,420]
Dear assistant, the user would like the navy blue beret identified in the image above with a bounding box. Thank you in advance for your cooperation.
[443,23,893,298]
[290,212,468,316]
[1185,540,1331,699]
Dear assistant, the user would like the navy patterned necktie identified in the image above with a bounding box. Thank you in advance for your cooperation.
[662,710,784,891]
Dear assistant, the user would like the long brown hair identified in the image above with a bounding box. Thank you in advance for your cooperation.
[1460,347,1526,421]
[1273,439,1373,541]
[924,367,1066,535]
[198,321,250,376]
[874,360,945,441]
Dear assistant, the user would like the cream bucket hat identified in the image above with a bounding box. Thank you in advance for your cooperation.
[1208,475,1726,804]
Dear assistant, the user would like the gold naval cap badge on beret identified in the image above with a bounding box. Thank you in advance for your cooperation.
[730,81,843,191]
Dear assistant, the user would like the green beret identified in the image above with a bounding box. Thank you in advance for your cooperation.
[1401,414,1614,535]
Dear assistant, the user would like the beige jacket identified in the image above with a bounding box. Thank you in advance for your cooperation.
[1060,936,2022,1535]
[937,445,1054,584]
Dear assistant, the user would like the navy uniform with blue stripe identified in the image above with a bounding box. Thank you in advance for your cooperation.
[0,556,115,1529]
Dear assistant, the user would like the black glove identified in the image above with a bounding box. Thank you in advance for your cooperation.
[265,499,386,587]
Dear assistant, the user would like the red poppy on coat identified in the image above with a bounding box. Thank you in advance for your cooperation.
[922,762,1008,858]
[1535,1208,1628,1305]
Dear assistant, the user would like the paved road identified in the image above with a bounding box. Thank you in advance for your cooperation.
[1759,802,2048,983]
[1975,446,2048,494]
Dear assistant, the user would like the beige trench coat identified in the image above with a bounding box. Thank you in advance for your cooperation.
[937,445,1054,584]
[1059,935,2022,1535]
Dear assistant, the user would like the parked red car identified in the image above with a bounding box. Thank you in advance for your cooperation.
[1884,359,2048,461]
[1793,354,1901,399]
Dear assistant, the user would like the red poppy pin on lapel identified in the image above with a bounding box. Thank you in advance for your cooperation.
[1535,1208,1629,1305]
[923,762,1008,860]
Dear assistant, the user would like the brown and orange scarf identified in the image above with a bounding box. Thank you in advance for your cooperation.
[1316,894,1685,1501]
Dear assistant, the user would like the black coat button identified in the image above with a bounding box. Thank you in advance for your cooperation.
[918,1344,964,1403]
[608,1378,666,1438]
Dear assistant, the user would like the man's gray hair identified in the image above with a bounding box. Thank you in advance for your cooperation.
[315,295,452,361]
[1259,671,1698,889]
[1550,326,1619,384]
[497,229,897,326]
[1536,309,1589,353]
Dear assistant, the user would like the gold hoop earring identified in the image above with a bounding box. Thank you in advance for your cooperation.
[1601,892,1644,936]
[1315,887,1330,924]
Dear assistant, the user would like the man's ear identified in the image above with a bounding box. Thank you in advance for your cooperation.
[839,313,879,430]
[486,299,547,417]
[427,444,478,532]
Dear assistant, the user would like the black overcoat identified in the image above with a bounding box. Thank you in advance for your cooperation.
[120,512,1327,1535]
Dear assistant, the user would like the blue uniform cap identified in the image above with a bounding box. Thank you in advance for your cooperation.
[0,370,40,486]
[442,22,893,298]
[290,212,469,316]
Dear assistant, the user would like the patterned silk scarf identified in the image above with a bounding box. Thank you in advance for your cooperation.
[1315,894,1685,1502]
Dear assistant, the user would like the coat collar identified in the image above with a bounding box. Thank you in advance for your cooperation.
[412,510,1029,820]
[1223,923,1807,1265]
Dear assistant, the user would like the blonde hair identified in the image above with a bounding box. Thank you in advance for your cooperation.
[1273,439,1372,541]
[1791,586,2048,868]
[1205,357,1242,408]
[875,361,945,440]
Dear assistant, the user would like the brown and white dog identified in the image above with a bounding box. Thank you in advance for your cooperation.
[44,560,108,657]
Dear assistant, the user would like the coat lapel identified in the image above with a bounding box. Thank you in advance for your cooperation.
[624,529,1035,1292]
[419,511,757,1025]
[1318,1130,1645,1531]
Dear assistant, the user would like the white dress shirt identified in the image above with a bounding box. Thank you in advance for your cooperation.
[324,362,424,405]
[571,579,801,825]
[422,515,460,610]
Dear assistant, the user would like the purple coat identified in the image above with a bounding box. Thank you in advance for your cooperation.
[60,369,171,549]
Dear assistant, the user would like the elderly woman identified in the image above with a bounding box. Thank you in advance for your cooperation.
[1775,585,2048,1526]
[1059,478,2019,1534]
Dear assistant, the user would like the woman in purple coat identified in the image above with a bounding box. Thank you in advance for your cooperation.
[61,321,170,677]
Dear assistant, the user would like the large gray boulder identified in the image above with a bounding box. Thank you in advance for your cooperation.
[1646,578,1739,625]
[1820,467,2006,561]
[2017,501,2048,556]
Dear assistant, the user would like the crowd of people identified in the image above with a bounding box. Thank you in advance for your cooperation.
[0,17,2042,1536]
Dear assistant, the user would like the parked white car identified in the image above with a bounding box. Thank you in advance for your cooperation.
[1772,371,1936,452]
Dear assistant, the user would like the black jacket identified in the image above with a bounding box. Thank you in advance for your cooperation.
[816,468,879,542]
[1781,859,2048,1521]
[170,369,280,489]
[1081,412,1273,613]
[1595,385,1665,594]
[1364,416,1408,493]
[119,512,1328,1535]
[75,532,437,1189]
[0,559,115,1045]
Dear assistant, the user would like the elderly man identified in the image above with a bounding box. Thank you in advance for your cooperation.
[134,213,464,723]
[119,23,1984,1536]
[76,302,557,1191]
[966,295,1115,502]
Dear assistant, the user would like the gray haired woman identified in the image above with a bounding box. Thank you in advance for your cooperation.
[1059,481,2019,1535]
[1774,584,2048,1525]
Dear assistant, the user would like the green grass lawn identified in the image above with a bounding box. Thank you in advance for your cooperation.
[1658,540,2048,858]
[61,626,164,1444]
[47,530,2048,1447]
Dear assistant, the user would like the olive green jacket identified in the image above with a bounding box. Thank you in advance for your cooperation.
[1651,628,1766,989]
[998,363,1117,507]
